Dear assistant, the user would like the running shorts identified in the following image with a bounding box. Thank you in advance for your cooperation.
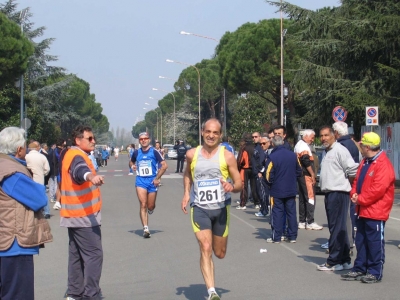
[191,205,230,237]
[136,176,158,193]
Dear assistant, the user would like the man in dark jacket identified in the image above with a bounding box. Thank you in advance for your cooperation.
[273,125,291,150]
[265,136,302,243]
[174,140,187,173]
[251,132,267,215]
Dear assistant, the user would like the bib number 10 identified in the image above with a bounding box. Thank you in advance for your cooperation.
[140,167,151,175]
[199,189,219,202]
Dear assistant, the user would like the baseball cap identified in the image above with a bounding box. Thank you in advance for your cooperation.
[360,132,380,146]
[139,132,149,138]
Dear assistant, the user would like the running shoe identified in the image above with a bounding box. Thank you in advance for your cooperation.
[255,212,265,217]
[342,262,353,270]
[361,273,381,284]
[254,204,260,209]
[317,263,343,271]
[266,238,280,244]
[281,235,287,241]
[341,271,365,281]
[288,239,296,243]
[298,222,306,229]
[208,292,220,300]
[236,205,246,210]
[143,229,151,238]
[50,198,56,203]
[306,222,323,230]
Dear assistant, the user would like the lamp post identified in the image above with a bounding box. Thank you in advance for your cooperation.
[152,88,175,143]
[179,31,227,135]
[180,31,219,42]
[166,59,201,145]
[158,75,177,81]
[280,0,285,126]
[19,8,28,129]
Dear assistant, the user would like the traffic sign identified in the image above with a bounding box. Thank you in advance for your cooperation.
[332,106,348,122]
[366,106,379,125]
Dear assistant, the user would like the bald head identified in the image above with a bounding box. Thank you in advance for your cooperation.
[28,141,40,150]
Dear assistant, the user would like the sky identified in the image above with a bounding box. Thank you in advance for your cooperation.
[15,0,340,133]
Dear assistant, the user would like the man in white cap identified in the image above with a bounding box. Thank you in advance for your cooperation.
[130,132,167,238]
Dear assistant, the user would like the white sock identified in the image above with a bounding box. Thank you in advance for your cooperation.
[143,225,148,231]
[208,288,216,296]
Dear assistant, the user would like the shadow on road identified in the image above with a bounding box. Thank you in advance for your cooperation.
[128,229,164,237]
[176,284,230,300]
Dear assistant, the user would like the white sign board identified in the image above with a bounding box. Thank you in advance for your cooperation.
[365,106,379,126]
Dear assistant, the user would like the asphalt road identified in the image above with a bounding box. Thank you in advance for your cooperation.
[35,153,400,300]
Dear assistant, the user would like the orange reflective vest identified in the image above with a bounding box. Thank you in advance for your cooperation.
[60,148,102,218]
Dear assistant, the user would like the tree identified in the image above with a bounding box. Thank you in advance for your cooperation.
[0,11,33,87]
[229,93,271,145]
[216,19,302,124]
[268,0,400,133]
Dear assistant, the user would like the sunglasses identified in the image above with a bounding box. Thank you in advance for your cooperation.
[252,136,259,138]
[139,138,149,141]
[261,142,269,145]
[81,136,95,142]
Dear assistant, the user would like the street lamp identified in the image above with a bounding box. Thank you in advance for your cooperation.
[158,75,177,81]
[280,0,286,126]
[166,59,201,145]
[179,31,227,135]
[19,8,28,130]
[152,88,175,143]
[180,31,219,42]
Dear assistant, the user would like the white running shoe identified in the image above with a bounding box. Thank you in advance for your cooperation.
[236,205,246,210]
[317,263,343,271]
[298,222,306,229]
[53,201,61,210]
[255,212,265,217]
[306,222,323,230]
[208,292,220,300]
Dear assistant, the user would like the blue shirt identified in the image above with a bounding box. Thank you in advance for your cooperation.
[131,147,164,177]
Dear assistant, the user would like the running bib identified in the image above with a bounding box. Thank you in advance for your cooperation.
[196,179,222,204]
[138,160,153,176]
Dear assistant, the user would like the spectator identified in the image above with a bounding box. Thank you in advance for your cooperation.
[26,141,51,219]
[265,135,302,243]
[174,140,187,173]
[342,132,395,283]
[294,129,323,231]
[317,126,358,271]
[0,127,52,300]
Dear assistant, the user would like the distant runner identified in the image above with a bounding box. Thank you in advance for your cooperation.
[130,132,167,238]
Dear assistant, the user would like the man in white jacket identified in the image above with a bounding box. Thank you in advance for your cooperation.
[26,141,50,218]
